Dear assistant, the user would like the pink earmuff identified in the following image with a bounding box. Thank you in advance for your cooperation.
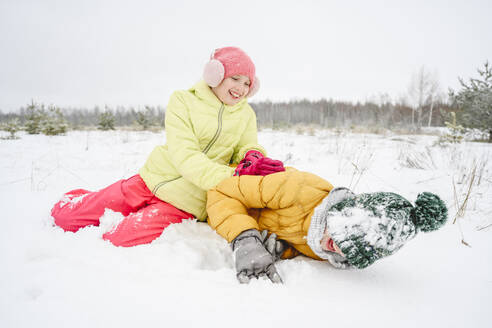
[203,58,225,88]
[247,77,260,98]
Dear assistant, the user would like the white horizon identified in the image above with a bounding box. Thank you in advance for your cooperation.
[1,0,491,112]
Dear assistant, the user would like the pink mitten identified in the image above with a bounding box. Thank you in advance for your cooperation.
[242,150,264,163]
[234,151,285,176]
[254,157,285,175]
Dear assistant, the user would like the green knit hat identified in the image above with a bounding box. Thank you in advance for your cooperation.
[326,192,448,269]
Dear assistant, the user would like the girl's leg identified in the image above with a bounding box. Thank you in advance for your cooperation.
[51,175,154,232]
[103,200,194,247]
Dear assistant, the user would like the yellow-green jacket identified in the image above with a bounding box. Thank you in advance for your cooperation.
[207,168,334,260]
[139,80,266,221]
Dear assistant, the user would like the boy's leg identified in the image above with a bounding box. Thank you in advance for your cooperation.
[51,175,153,232]
[103,200,194,247]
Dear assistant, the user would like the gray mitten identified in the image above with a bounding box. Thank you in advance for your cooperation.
[232,229,283,284]
[260,230,287,261]
[325,251,352,269]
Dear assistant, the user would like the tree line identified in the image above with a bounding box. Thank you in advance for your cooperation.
[1,62,490,141]
[0,98,451,131]
[252,99,450,130]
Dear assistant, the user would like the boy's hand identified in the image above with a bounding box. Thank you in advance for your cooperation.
[260,230,287,261]
[325,252,352,269]
[232,229,283,284]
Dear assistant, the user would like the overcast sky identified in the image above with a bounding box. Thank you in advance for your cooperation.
[0,0,491,111]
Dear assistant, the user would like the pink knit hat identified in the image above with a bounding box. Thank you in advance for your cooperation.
[203,47,260,98]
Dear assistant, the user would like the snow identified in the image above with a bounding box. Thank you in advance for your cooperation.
[57,192,89,209]
[1,129,491,328]
[330,208,401,248]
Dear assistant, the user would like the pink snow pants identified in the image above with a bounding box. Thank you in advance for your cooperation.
[51,174,194,247]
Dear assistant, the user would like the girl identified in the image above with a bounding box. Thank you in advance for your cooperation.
[51,47,285,247]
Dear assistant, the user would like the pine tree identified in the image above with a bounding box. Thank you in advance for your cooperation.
[24,101,45,134]
[1,118,21,139]
[40,106,69,136]
[135,112,150,130]
[438,111,465,144]
[98,111,115,130]
[450,61,492,142]
[135,106,154,130]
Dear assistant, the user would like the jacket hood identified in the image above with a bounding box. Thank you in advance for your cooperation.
[307,187,355,268]
[190,80,248,112]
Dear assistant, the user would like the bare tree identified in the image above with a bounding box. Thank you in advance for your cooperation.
[426,81,444,127]
[407,66,441,130]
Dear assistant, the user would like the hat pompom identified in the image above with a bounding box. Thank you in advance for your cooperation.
[203,59,225,87]
[412,192,448,232]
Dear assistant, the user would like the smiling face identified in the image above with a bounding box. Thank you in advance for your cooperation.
[211,75,251,106]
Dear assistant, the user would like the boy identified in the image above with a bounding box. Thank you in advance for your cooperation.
[206,168,447,283]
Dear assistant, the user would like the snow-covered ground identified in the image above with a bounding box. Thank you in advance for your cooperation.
[1,129,491,328]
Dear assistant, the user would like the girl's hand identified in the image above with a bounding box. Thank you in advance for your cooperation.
[234,157,285,176]
[234,150,285,176]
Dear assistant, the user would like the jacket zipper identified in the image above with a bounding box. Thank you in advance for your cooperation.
[153,104,225,195]
[152,176,181,194]
[202,104,224,154]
